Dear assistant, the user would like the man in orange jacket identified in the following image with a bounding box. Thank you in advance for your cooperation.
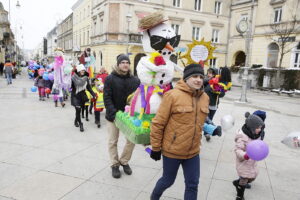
[150,64,209,200]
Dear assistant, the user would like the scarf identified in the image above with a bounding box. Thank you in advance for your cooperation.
[72,73,88,94]
[242,124,261,140]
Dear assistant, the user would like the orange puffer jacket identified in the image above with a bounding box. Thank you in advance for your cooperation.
[150,79,209,159]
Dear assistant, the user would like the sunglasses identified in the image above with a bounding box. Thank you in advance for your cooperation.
[147,30,181,51]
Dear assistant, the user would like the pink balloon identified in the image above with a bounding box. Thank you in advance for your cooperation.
[125,105,130,113]
[246,140,269,161]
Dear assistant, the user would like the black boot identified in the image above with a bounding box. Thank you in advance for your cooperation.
[112,166,121,178]
[79,123,84,132]
[121,164,132,175]
[212,126,222,137]
[74,119,79,127]
[245,183,251,189]
[205,134,211,142]
[234,182,245,200]
[86,117,89,121]
[95,120,101,128]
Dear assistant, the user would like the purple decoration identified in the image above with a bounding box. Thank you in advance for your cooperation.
[145,147,152,154]
[53,95,58,101]
[139,85,146,109]
[246,140,269,161]
[48,73,54,81]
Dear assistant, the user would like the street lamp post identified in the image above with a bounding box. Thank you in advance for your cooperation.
[239,0,255,103]
[15,0,21,65]
[126,13,132,55]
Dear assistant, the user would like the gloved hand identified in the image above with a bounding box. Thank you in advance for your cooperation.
[150,150,161,161]
[244,154,249,160]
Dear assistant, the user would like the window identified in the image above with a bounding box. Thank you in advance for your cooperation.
[192,27,201,40]
[274,7,282,23]
[195,0,201,11]
[100,18,103,34]
[267,43,279,68]
[171,24,180,35]
[214,1,222,15]
[87,31,89,44]
[93,21,97,36]
[210,58,217,68]
[83,32,85,45]
[173,0,180,7]
[79,33,81,46]
[212,29,219,43]
[292,43,300,68]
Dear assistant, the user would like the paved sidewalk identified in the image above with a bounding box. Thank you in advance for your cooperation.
[0,69,299,200]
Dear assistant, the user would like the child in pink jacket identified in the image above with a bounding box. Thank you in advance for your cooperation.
[233,113,265,200]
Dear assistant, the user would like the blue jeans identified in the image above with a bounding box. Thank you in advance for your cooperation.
[6,73,12,84]
[151,155,200,200]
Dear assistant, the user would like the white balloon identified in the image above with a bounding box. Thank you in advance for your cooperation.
[221,115,235,131]
[281,131,300,149]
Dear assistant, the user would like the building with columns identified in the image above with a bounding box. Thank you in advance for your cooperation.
[227,0,300,87]
[46,27,58,62]
[0,2,15,63]
[90,0,231,73]
[57,13,73,62]
[72,0,92,59]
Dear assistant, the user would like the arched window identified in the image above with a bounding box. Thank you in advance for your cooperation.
[234,51,246,66]
[99,51,103,67]
[267,43,279,68]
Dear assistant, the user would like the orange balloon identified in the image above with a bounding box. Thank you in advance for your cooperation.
[45,88,51,94]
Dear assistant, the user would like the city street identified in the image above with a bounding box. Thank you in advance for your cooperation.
[0,69,299,200]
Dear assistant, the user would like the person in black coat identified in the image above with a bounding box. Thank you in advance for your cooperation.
[71,64,95,132]
[0,62,4,76]
[104,54,140,179]
[203,68,225,141]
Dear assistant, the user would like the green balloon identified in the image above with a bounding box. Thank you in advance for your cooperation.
[64,66,72,74]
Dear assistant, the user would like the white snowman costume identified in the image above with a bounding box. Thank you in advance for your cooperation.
[131,23,183,115]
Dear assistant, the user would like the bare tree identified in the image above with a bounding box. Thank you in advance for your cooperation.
[270,16,299,69]
[268,3,300,87]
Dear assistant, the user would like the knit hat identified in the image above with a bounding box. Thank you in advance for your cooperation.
[117,54,131,66]
[183,64,204,81]
[253,110,266,121]
[76,64,86,72]
[245,113,265,134]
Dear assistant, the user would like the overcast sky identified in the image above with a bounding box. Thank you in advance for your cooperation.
[2,0,77,50]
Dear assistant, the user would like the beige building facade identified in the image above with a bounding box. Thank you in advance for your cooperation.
[72,0,92,59]
[228,0,300,69]
[90,0,231,73]
[0,3,15,63]
[57,13,73,61]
